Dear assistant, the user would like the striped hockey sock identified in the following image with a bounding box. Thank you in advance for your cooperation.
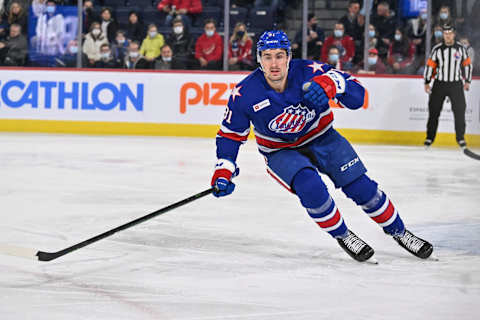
[361,189,405,235]
[307,196,348,238]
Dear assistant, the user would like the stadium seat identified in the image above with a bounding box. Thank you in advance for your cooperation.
[195,6,222,27]
[143,7,165,26]
[103,0,126,8]
[125,0,153,7]
[228,7,247,27]
[248,7,274,29]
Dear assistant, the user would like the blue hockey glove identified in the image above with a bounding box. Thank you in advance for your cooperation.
[303,70,346,107]
[211,159,240,198]
[303,81,330,107]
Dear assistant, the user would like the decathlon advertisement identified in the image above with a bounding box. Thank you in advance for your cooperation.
[0,68,478,145]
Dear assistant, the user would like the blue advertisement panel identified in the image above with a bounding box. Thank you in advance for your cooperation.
[400,0,427,18]
[28,5,78,66]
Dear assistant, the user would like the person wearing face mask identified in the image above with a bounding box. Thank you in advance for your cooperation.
[435,5,453,27]
[83,21,108,67]
[354,48,387,74]
[325,46,343,70]
[124,40,150,69]
[432,25,444,45]
[194,18,222,70]
[386,28,416,74]
[55,39,87,68]
[30,0,65,66]
[94,43,120,69]
[321,22,355,70]
[228,22,253,70]
[111,30,129,66]
[459,36,475,72]
[154,44,181,70]
[166,18,194,69]
[140,24,165,64]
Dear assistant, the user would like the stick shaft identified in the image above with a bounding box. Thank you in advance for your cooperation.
[35,188,213,261]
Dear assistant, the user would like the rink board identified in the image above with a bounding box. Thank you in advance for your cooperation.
[0,68,478,147]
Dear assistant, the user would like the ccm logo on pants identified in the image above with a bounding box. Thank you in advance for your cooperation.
[340,157,360,172]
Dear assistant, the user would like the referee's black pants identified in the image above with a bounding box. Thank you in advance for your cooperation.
[426,81,466,143]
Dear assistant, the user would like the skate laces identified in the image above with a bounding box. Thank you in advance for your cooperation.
[342,232,366,254]
[397,231,424,253]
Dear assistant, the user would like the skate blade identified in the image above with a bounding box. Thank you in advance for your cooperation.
[427,253,439,261]
[365,256,379,265]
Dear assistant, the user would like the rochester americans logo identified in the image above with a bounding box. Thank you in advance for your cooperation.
[268,104,316,133]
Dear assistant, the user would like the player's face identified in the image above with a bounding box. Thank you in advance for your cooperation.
[261,49,289,83]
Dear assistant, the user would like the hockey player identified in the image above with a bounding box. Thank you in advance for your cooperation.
[210,30,433,262]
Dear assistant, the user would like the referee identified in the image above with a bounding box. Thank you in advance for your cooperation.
[423,24,472,149]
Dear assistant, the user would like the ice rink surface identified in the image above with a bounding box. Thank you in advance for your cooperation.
[1,133,479,320]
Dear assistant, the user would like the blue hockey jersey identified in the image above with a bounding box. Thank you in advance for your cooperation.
[216,59,367,162]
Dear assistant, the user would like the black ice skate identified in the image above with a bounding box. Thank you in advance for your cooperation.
[337,230,375,262]
[393,229,433,259]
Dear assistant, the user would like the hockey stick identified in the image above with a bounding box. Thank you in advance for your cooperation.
[463,148,480,160]
[0,188,214,262]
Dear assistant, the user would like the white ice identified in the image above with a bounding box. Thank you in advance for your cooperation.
[1,133,479,320]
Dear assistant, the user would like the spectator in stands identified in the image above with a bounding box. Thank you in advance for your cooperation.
[432,24,444,45]
[321,22,355,69]
[228,22,253,70]
[154,44,181,70]
[140,24,165,63]
[339,0,362,42]
[94,43,120,69]
[354,47,387,74]
[55,39,87,68]
[0,13,8,41]
[371,1,396,60]
[111,30,129,66]
[194,18,222,70]
[166,17,194,69]
[82,0,97,34]
[32,0,65,59]
[435,5,453,27]
[6,1,27,34]
[354,23,380,64]
[325,46,344,70]
[406,8,427,73]
[124,40,150,69]
[386,27,416,74]
[459,36,475,72]
[83,21,109,67]
[0,23,27,66]
[157,0,203,29]
[100,7,118,44]
[292,13,324,60]
[126,10,145,43]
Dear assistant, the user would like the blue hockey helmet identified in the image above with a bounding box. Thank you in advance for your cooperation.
[256,30,291,63]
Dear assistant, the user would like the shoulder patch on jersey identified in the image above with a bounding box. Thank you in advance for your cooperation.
[253,99,271,112]
[230,85,242,102]
[307,62,326,73]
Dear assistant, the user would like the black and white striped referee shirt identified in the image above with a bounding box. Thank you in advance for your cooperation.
[424,41,472,84]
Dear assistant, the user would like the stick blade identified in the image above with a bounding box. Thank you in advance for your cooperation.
[464,148,480,160]
[0,244,39,260]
